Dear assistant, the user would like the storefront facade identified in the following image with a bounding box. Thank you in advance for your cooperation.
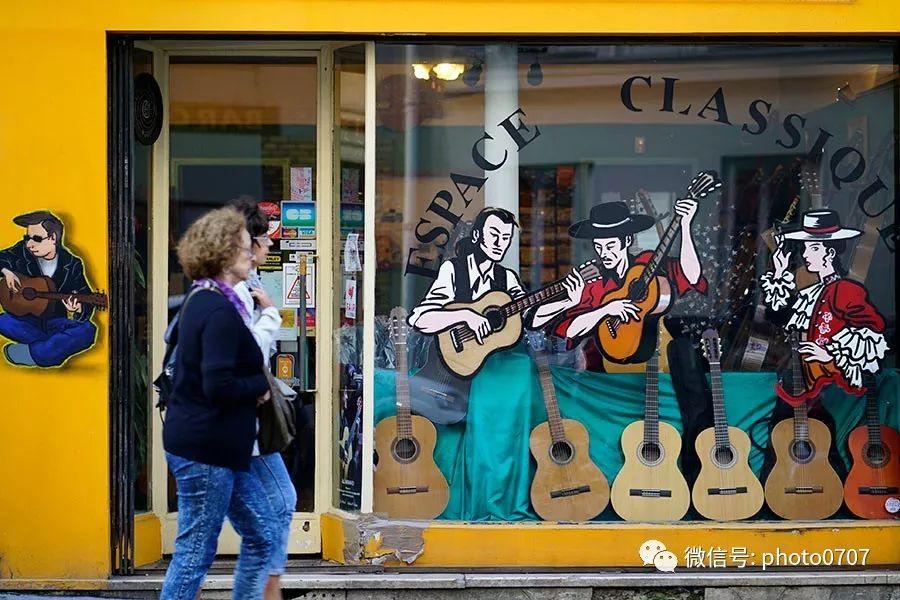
[1,1,898,585]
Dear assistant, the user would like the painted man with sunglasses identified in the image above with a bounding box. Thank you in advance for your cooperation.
[0,210,97,366]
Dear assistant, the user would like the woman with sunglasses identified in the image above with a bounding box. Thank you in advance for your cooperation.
[161,206,275,600]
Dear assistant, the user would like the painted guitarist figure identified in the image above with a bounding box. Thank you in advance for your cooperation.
[532,200,707,370]
[0,211,98,367]
[408,207,525,339]
[762,209,888,403]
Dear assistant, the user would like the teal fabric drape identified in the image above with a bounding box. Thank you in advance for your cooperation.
[374,347,900,521]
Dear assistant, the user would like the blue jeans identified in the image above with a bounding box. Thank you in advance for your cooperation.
[248,453,297,576]
[0,312,96,366]
[161,453,275,600]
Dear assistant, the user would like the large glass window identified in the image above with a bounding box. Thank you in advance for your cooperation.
[372,43,897,524]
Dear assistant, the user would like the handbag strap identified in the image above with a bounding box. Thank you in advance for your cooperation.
[160,281,222,379]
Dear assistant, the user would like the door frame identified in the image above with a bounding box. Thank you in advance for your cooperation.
[141,40,340,555]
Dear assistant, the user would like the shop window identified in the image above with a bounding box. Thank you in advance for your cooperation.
[371,43,897,524]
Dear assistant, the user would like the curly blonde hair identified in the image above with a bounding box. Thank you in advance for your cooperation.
[177,206,247,280]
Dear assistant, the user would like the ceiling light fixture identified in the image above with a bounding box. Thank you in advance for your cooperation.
[412,63,433,80]
[432,63,465,81]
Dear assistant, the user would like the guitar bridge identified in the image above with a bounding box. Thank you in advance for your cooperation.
[386,485,429,495]
[784,485,824,494]
[450,329,464,352]
[629,488,672,498]
[707,486,748,496]
[858,486,900,495]
[606,320,618,339]
[549,485,591,499]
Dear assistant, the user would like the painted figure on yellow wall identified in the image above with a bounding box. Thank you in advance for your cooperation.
[0,211,101,367]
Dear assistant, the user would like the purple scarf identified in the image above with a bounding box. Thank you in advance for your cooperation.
[195,278,250,322]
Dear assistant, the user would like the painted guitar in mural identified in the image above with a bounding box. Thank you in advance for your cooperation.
[529,337,609,521]
[692,329,765,521]
[435,260,601,378]
[843,374,900,519]
[763,331,843,520]
[373,307,450,519]
[610,336,690,522]
[0,273,108,318]
[596,170,723,364]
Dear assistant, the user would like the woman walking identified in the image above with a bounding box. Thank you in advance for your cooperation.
[161,206,275,600]
[229,196,298,600]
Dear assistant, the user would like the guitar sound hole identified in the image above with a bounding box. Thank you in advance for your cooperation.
[864,442,889,468]
[790,440,814,464]
[640,442,662,465]
[549,441,574,465]
[483,306,505,331]
[628,280,648,303]
[713,445,735,468]
[392,437,419,463]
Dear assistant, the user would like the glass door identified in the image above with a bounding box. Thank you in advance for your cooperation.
[150,46,326,555]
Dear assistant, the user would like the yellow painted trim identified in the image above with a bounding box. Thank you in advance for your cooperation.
[3,1,900,35]
[322,512,900,567]
[133,513,162,568]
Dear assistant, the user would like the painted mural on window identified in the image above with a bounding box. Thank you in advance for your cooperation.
[367,43,897,526]
[0,211,105,367]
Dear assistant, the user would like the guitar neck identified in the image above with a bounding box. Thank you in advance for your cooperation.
[789,331,809,441]
[35,291,99,303]
[502,280,566,317]
[637,212,683,288]
[536,355,566,443]
[643,352,660,445]
[864,375,882,446]
[394,340,413,437]
[709,360,731,448]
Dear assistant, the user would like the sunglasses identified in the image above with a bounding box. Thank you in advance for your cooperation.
[23,234,52,243]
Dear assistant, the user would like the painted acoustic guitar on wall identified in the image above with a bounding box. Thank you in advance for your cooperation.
[529,337,609,521]
[0,273,108,318]
[763,331,843,520]
[692,329,765,521]
[373,307,450,519]
[844,374,900,519]
[596,170,723,364]
[610,337,690,521]
[436,260,601,379]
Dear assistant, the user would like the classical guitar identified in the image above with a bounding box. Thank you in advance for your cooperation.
[373,307,450,519]
[0,273,108,318]
[764,331,843,520]
[610,338,690,521]
[529,340,609,521]
[596,170,723,364]
[436,260,601,379]
[692,329,765,521]
[844,374,900,519]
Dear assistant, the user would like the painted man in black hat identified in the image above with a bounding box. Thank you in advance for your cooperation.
[0,210,97,367]
[761,209,887,404]
[531,198,706,368]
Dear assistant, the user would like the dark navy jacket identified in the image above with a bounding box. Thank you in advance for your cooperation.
[0,241,93,322]
[162,289,268,471]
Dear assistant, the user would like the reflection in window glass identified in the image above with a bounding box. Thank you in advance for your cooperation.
[373,43,897,523]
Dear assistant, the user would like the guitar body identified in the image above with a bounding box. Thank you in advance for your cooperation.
[373,415,450,519]
[409,343,472,425]
[529,418,609,521]
[436,290,521,378]
[596,267,672,364]
[611,420,690,521]
[844,424,900,519]
[0,274,54,317]
[692,426,764,521]
[764,416,843,520]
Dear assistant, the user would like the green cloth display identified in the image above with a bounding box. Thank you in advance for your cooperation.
[374,347,900,522]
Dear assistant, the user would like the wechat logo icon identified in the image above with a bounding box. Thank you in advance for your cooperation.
[639,539,678,572]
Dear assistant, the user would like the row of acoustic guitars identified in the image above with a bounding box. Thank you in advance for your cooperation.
[374,310,899,523]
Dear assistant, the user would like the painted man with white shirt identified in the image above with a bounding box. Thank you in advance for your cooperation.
[408,207,525,341]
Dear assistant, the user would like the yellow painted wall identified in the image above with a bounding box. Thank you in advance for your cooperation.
[0,0,897,581]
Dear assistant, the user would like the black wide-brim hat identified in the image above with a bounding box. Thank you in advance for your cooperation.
[569,201,655,239]
[782,209,861,242]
